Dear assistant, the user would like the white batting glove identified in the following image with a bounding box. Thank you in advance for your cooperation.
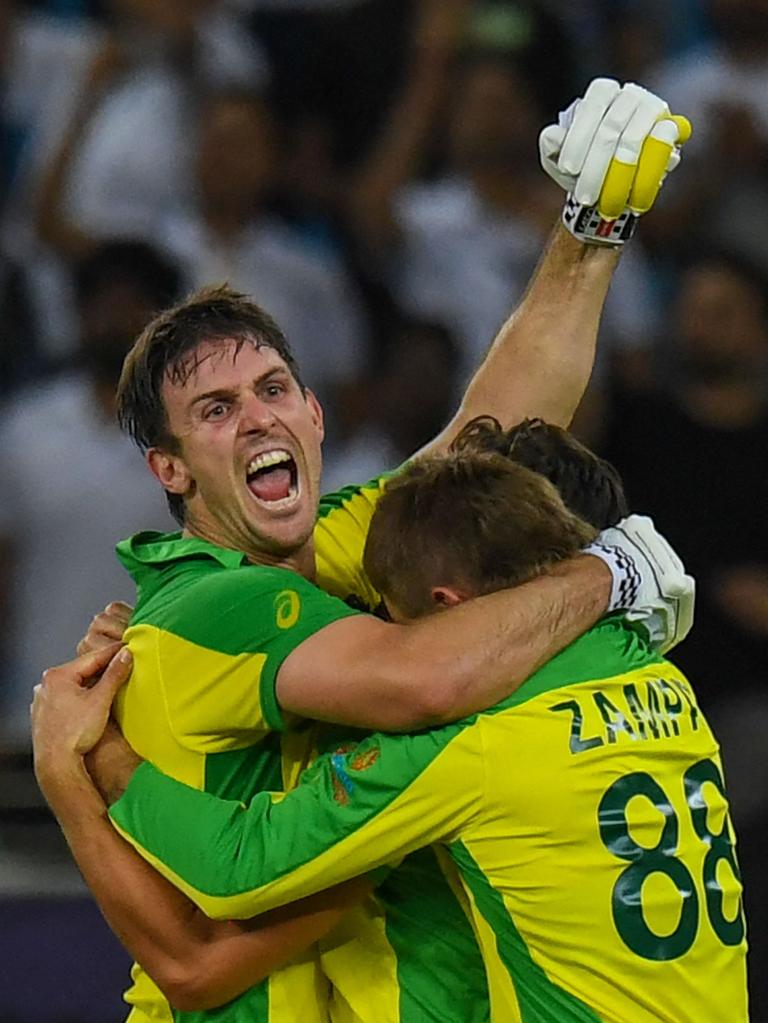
[585,514,695,653]
[539,78,692,246]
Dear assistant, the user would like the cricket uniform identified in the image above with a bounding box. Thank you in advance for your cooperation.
[114,476,489,1023]
[111,617,748,1023]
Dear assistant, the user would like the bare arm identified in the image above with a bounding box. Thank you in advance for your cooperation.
[277,554,610,730]
[34,37,124,260]
[32,660,367,1012]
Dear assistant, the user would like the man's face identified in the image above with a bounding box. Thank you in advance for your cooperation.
[449,63,538,172]
[156,339,324,564]
[675,265,768,380]
[197,97,275,210]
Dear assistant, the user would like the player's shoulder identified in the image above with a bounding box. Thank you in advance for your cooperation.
[499,616,664,712]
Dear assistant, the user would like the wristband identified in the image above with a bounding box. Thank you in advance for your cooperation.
[562,195,638,247]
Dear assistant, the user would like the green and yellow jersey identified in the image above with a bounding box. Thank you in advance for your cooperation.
[114,475,489,1023]
[113,532,358,1023]
[111,618,748,1023]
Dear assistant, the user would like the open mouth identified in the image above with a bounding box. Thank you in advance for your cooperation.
[246,450,299,508]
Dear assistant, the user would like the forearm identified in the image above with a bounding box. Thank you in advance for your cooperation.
[34,49,116,260]
[279,554,611,731]
[109,726,476,921]
[348,53,450,249]
[430,225,620,452]
[40,756,361,1012]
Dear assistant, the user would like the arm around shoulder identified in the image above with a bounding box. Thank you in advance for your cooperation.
[276,555,611,730]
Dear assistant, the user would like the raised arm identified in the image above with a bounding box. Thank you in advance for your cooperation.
[34,37,124,261]
[32,651,368,1012]
[348,0,470,252]
[422,79,691,449]
[426,225,619,443]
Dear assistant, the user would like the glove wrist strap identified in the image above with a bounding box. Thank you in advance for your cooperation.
[562,195,638,246]
[584,540,641,611]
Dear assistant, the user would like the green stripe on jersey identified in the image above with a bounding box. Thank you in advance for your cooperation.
[172,980,269,1022]
[317,473,397,519]
[496,615,664,714]
[450,841,602,1023]
[204,734,284,801]
[380,847,490,1023]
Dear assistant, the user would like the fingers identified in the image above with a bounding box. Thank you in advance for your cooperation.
[100,648,133,700]
[42,643,125,692]
[558,78,621,177]
[574,85,654,207]
[76,602,133,655]
[552,78,691,218]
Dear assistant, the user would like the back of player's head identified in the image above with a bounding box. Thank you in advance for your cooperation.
[117,284,304,524]
[363,451,597,620]
[452,416,628,529]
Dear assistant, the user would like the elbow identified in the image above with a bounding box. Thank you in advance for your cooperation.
[157,964,229,1014]
[387,668,465,731]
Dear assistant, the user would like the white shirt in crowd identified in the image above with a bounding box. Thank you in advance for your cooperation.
[393,176,659,383]
[155,211,368,409]
[0,373,175,750]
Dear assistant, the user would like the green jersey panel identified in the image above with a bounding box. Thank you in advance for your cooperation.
[111,619,748,1023]
[113,530,356,1023]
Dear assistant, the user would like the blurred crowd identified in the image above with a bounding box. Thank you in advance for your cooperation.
[1,0,768,1017]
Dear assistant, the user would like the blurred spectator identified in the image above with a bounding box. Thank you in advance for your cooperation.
[3,0,265,361]
[0,255,40,400]
[0,240,180,752]
[349,3,657,387]
[647,0,768,272]
[245,0,412,170]
[152,88,369,420]
[605,252,768,706]
[602,252,768,1015]
[323,316,461,490]
[462,0,577,113]
[32,0,266,250]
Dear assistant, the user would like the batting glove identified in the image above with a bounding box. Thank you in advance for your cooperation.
[585,514,695,653]
[540,78,692,246]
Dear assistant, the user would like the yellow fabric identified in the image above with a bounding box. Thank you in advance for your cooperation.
[129,661,746,1023]
[118,478,390,1022]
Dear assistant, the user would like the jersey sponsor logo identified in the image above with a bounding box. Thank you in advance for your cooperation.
[274,589,301,630]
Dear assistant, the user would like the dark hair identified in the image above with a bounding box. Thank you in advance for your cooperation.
[363,452,596,619]
[452,416,628,529]
[117,284,304,525]
[73,239,181,311]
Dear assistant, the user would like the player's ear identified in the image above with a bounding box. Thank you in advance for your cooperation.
[431,585,470,609]
[147,447,192,497]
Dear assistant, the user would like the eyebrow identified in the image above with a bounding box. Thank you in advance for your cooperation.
[187,368,289,410]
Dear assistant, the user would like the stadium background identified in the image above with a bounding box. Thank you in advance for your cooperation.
[0,0,766,1019]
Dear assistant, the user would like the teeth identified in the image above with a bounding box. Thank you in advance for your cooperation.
[247,450,292,475]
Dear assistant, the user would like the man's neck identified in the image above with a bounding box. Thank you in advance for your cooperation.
[181,524,317,581]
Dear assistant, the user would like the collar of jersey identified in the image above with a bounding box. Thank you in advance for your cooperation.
[117,530,251,571]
